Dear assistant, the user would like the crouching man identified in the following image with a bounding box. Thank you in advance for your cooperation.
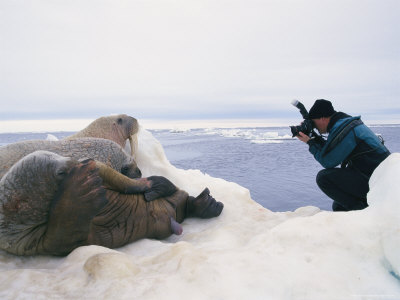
[296,99,390,211]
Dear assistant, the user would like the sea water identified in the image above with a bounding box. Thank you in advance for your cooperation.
[0,124,399,212]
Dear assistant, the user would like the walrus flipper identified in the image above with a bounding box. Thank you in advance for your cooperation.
[144,176,178,202]
[95,161,150,194]
[41,160,107,256]
[187,188,224,219]
[95,162,177,200]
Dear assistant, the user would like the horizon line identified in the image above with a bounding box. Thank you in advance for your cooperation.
[1,117,399,134]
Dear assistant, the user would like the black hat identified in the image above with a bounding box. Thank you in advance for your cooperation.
[308,99,336,119]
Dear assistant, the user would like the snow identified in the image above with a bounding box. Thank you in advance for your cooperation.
[0,127,399,299]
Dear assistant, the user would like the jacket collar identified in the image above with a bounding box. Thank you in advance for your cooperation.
[327,112,352,133]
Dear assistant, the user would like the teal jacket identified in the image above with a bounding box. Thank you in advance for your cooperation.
[308,112,390,178]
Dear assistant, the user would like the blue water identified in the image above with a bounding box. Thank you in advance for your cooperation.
[1,125,399,212]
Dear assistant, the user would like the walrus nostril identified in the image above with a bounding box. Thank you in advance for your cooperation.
[121,164,142,179]
[121,166,129,175]
[126,167,142,179]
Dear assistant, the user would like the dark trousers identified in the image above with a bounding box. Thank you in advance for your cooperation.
[316,168,369,211]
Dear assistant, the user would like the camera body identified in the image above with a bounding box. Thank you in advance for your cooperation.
[290,119,314,137]
[289,100,314,137]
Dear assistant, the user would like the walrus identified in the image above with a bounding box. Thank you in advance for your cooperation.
[0,138,191,202]
[65,114,139,157]
[0,138,142,180]
[0,151,223,256]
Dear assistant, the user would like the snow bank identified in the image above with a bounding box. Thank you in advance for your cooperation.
[0,128,399,299]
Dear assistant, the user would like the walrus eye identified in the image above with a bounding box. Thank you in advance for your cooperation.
[117,118,123,125]
[56,168,67,180]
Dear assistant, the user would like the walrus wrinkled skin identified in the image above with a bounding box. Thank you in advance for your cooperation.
[0,151,223,256]
[65,114,139,157]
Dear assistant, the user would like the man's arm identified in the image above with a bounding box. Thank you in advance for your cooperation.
[297,130,356,169]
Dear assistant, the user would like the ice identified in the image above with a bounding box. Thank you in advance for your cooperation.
[197,128,293,144]
[46,134,59,141]
[0,128,400,299]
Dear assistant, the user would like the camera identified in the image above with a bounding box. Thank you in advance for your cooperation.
[290,119,314,137]
[289,100,314,137]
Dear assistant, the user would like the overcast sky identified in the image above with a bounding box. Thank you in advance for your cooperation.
[1,0,399,123]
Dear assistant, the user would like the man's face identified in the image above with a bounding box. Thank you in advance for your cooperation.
[312,118,328,134]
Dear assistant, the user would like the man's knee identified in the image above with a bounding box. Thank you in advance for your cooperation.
[332,201,347,212]
[316,169,332,189]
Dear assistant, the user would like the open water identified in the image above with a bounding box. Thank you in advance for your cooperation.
[0,125,399,212]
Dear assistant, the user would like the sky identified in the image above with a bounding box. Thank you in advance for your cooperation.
[0,0,399,124]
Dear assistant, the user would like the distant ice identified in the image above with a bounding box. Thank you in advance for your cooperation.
[46,134,59,141]
[251,139,284,144]
[167,127,294,144]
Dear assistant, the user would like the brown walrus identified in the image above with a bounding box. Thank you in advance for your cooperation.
[65,114,139,157]
[0,151,223,256]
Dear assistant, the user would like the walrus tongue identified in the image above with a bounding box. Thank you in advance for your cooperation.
[128,135,138,159]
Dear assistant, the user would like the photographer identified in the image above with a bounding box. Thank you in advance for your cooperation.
[296,99,391,211]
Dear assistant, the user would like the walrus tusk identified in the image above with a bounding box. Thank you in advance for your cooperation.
[129,135,138,159]
[128,136,134,156]
[95,161,149,193]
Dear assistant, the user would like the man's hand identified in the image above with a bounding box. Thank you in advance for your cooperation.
[296,132,311,144]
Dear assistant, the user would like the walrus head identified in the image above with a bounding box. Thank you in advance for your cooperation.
[0,151,108,255]
[111,114,139,158]
[121,158,142,179]
[0,151,79,225]
[66,114,139,158]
